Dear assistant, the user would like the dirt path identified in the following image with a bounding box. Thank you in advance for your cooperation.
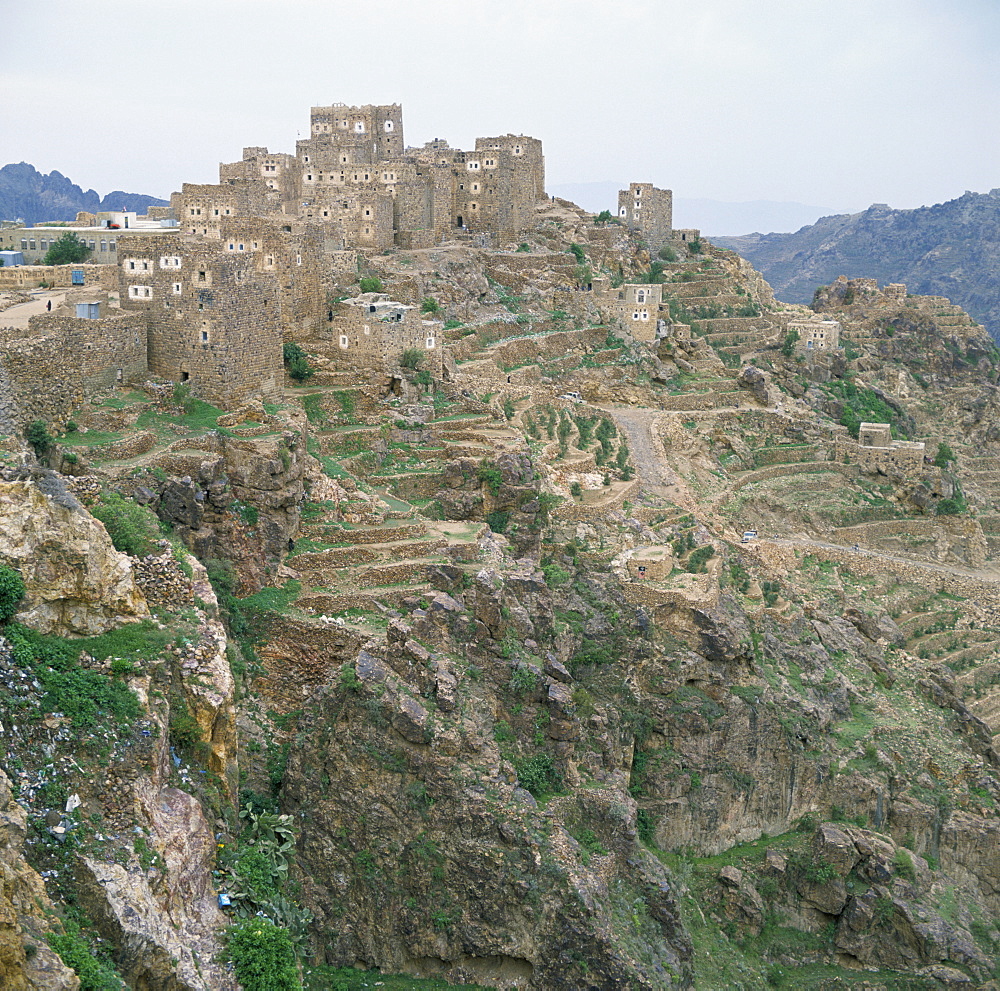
[603,406,699,510]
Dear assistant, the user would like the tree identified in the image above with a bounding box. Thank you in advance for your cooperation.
[780,329,800,357]
[420,296,440,314]
[358,276,383,293]
[42,231,91,266]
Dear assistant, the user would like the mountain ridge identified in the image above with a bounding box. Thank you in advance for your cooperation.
[714,188,1000,340]
[0,161,168,227]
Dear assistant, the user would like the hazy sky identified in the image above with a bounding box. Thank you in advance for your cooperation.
[4,0,999,219]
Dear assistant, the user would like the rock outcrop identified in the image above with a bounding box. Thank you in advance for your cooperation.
[0,473,148,635]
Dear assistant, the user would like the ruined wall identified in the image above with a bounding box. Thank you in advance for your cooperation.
[0,313,147,430]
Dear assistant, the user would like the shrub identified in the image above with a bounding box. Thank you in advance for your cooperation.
[570,481,582,499]
[420,296,440,313]
[569,243,586,264]
[48,917,125,990]
[594,210,613,224]
[90,493,161,557]
[934,441,954,468]
[657,245,678,262]
[283,342,314,382]
[222,918,302,991]
[686,545,714,573]
[443,318,463,330]
[477,463,504,496]
[400,348,424,370]
[502,396,515,420]
[936,496,966,516]
[486,509,510,533]
[514,753,563,798]
[688,238,703,254]
[25,420,54,458]
[358,276,382,293]
[0,564,25,622]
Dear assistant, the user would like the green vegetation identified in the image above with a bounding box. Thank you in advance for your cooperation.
[222,917,302,991]
[824,379,909,439]
[90,492,162,557]
[0,564,25,621]
[420,296,440,313]
[358,276,383,293]
[283,342,314,382]
[47,915,126,990]
[780,329,800,357]
[400,348,425,370]
[513,753,563,798]
[42,231,91,266]
[26,419,54,458]
[5,623,144,730]
[934,441,954,468]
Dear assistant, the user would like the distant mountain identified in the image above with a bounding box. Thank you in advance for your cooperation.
[713,189,1000,340]
[0,162,168,227]
[548,181,837,235]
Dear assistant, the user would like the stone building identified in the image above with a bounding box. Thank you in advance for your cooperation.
[325,293,444,379]
[210,103,546,249]
[116,231,286,406]
[787,316,841,350]
[836,421,925,476]
[599,283,664,342]
[618,183,673,255]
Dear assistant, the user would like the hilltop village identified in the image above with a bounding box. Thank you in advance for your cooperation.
[3,103,1000,991]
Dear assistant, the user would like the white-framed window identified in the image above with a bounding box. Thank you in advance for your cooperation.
[201,329,209,343]
[339,335,349,348]
[384,120,393,131]
[363,324,370,335]
[425,337,435,349]
[354,121,365,132]
[466,160,480,170]
[172,283,182,294]
[620,207,627,217]
[128,285,152,299]
[296,254,302,266]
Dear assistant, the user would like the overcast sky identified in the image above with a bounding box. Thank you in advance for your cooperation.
[4,0,999,224]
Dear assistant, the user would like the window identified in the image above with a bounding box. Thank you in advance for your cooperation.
[20,239,27,250]
[128,261,136,271]
[354,121,365,132]
[100,241,107,252]
[110,241,116,251]
[173,283,182,294]
[201,330,209,343]
[426,337,435,349]
[304,156,310,163]
[29,240,35,250]
[198,270,207,282]
[384,120,393,131]
[214,209,220,216]
[339,335,349,348]
[296,254,302,266]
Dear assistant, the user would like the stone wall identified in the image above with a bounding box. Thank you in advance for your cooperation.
[0,312,148,430]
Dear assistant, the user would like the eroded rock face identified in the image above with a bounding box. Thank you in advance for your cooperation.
[0,474,149,635]
[282,640,694,990]
[0,769,79,991]
[74,784,233,991]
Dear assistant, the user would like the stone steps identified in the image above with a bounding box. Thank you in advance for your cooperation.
[292,537,449,571]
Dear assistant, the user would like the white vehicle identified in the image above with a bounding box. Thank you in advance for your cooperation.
[558,391,583,404]
[741,530,758,543]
